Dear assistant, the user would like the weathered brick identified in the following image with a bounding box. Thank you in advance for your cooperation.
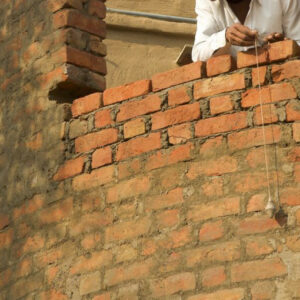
[186,241,241,267]
[156,209,180,229]
[114,244,137,264]
[280,187,300,206]
[144,187,184,211]
[247,193,266,212]
[72,165,115,191]
[199,220,224,242]
[202,266,226,287]
[81,232,102,250]
[104,258,154,286]
[195,112,248,137]
[117,94,161,122]
[187,155,237,179]
[36,290,68,300]
[268,39,300,62]
[69,119,88,139]
[117,158,142,179]
[94,108,114,128]
[53,157,85,181]
[252,66,267,87]
[88,0,106,19]
[92,147,112,169]
[288,146,300,162]
[246,237,274,257]
[106,176,150,203]
[210,95,233,115]
[93,293,111,300]
[228,125,282,150]
[272,60,300,82]
[168,85,190,106]
[0,229,13,250]
[21,233,45,255]
[286,235,300,252]
[231,258,287,282]
[168,123,192,144]
[124,118,146,139]
[0,214,9,230]
[202,177,224,197]
[71,250,112,274]
[39,198,73,224]
[187,197,240,222]
[242,82,297,107]
[152,61,204,91]
[75,128,118,152]
[118,284,138,299]
[80,272,101,295]
[149,273,196,297]
[188,288,245,300]
[286,100,300,121]
[116,132,161,161]
[293,123,300,142]
[105,217,151,242]
[152,102,200,130]
[48,0,82,12]
[194,72,245,99]
[207,54,236,77]
[253,104,278,125]
[251,281,275,300]
[103,79,151,105]
[200,136,224,155]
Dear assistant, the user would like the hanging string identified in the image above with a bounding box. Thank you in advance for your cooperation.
[254,38,275,216]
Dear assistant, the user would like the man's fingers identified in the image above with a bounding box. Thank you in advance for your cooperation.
[234,23,257,38]
[263,32,285,43]
[231,27,254,41]
[229,33,255,46]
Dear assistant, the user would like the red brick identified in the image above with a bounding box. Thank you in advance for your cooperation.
[280,187,300,206]
[149,273,196,297]
[194,73,245,99]
[293,123,300,142]
[158,226,192,249]
[247,193,266,212]
[252,66,267,87]
[236,215,280,235]
[237,47,268,68]
[152,102,200,130]
[75,128,118,152]
[187,155,237,179]
[0,214,9,230]
[254,104,278,125]
[145,142,193,171]
[168,123,192,144]
[186,241,241,267]
[93,293,111,300]
[15,258,33,278]
[246,237,274,257]
[106,176,150,203]
[88,0,106,19]
[47,0,82,12]
[187,197,240,222]
[53,156,85,181]
[116,132,161,161]
[70,210,113,236]
[286,100,300,121]
[144,187,184,211]
[71,250,112,274]
[72,165,115,191]
[207,54,236,77]
[53,9,106,38]
[36,290,68,300]
[21,233,45,255]
[39,198,73,224]
[124,118,146,139]
[168,86,190,106]
[117,94,161,122]
[199,220,224,242]
[94,108,114,128]
[202,266,226,287]
[0,229,13,250]
[228,125,282,150]
[103,79,151,105]
[156,209,180,229]
[195,111,247,137]
[242,82,297,107]
[246,147,271,169]
[152,61,204,91]
[104,258,154,286]
[188,288,244,300]
[288,147,300,162]
[92,147,112,169]
[210,95,233,115]
[295,164,300,183]
[231,258,287,282]
[251,281,275,300]
[268,40,300,62]
[200,136,224,155]
[272,60,300,82]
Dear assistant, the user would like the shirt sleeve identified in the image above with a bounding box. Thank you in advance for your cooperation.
[281,0,300,46]
[192,0,227,62]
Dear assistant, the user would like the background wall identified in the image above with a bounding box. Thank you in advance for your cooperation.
[105,0,196,88]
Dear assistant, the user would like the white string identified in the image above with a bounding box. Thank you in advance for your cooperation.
[254,39,272,202]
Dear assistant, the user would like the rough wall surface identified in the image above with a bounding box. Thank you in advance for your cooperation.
[1,3,300,300]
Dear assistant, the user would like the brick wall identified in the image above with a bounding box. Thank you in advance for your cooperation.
[1,4,300,299]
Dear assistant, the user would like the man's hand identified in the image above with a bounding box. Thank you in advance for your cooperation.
[263,32,287,43]
[226,23,257,46]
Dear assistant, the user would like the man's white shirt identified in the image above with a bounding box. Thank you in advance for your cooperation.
[192,0,300,61]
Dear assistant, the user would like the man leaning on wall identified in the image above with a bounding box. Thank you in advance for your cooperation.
[192,0,300,62]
